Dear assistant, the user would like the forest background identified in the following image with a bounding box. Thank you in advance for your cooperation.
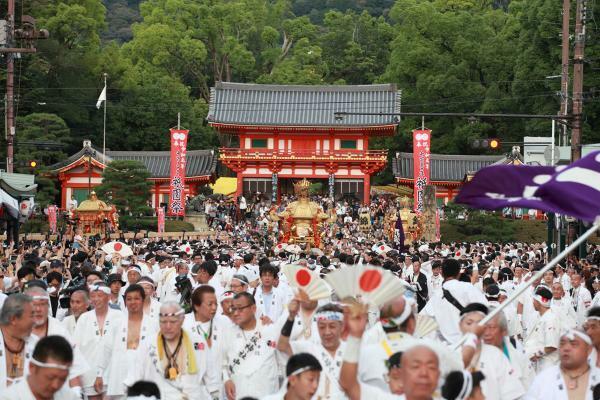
[2,0,600,202]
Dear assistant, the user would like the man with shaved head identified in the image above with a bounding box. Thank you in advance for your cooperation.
[340,304,440,400]
[526,329,600,399]
[359,294,461,391]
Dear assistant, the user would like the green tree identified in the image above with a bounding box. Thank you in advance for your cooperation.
[319,10,393,84]
[383,0,520,155]
[13,113,71,207]
[96,160,152,215]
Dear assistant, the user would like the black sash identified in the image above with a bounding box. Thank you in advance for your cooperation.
[442,288,465,313]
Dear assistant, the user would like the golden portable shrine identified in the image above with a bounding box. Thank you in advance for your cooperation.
[384,196,425,246]
[72,191,119,234]
[269,179,333,248]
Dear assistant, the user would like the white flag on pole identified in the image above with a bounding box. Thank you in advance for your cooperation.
[96,85,106,109]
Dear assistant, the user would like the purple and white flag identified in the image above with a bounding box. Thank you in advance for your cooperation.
[455,151,600,222]
[394,215,405,251]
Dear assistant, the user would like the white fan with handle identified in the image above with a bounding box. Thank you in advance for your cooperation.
[281,264,331,301]
[413,314,438,338]
[101,241,133,257]
[325,265,407,308]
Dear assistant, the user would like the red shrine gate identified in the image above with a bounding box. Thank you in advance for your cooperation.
[207,83,401,203]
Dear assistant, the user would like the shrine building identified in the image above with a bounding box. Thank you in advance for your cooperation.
[392,150,523,204]
[49,140,217,209]
[207,82,401,203]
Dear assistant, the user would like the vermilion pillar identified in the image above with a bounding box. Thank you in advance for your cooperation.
[363,175,370,204]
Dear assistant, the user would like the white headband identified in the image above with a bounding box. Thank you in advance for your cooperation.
[561,329,592,345]
[30,358,70,370]
[31,295,50,302]
[90,285,111,295]
[381,297,416,328]
[128,397,158,400]
[457,371,473,400]
[459,311,487,321]
[314,311,344,322]
[532,294,551,307]
[587,316,600,322]
[288,366,317,377]
[159,309,185,317]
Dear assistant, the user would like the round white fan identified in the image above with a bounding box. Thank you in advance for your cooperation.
[179,244,193,255]
[101,241,133,257]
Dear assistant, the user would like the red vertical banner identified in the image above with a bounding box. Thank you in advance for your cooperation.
[435,208,441,241]
[47,205,57,233]
[157,207,165,233]
[169,129,189,216]
[412,129,431,214]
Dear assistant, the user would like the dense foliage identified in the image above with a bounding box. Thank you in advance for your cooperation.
[95,160,152,215]
[1,0,599,197]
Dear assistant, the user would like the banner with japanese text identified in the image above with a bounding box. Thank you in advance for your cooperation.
[412,129,431,214]
[47,205,57,233]
[169,129,189,216]
[157,207,165,233]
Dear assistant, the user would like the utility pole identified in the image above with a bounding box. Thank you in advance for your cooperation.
[559,0,570,147]
[2,3,48,172]
[571,0,587,162]
[5,0,15,172]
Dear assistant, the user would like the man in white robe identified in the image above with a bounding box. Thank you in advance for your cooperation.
[222,292,282,399]
[278,301,347,400]
[0,294,36,391]
[551,282,577,330]
[124,301,215,400]
[482,308,535,388]
[61,289,90,336]
[106,284,159,398]
[73,282,123,399]
[570,270,592,327]
[526,329,600,400]
[0,335,79,400]
[183,285,231,396]
[139,276,161,323]
[24,286,88,392]
[458,302,525,400]
[360,295,461,392]
[422,258,487,344]
[524,285,561,372]
[254,265,285,324]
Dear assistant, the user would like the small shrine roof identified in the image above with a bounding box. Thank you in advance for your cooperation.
[207,82,401,127]
[393,152,504,182]
[49,142,217,179]
[0,172,37,198]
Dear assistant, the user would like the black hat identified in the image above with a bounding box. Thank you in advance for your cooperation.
[108,273,125,286]
[49,259,64,270]
[286,353,322,377]
[460,302,489,317]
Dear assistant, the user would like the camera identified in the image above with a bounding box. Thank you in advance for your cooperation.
[174,274,193,311]
[58,271,86,309]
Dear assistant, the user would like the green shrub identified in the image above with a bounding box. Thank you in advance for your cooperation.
[119,216,194,232]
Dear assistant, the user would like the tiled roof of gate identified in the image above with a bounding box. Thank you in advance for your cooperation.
[207,82,401,127]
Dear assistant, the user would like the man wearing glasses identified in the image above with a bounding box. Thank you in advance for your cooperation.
[222,292,281,400]
[125,301,217,399]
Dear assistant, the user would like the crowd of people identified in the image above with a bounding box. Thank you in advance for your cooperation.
[1,196,600,400]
